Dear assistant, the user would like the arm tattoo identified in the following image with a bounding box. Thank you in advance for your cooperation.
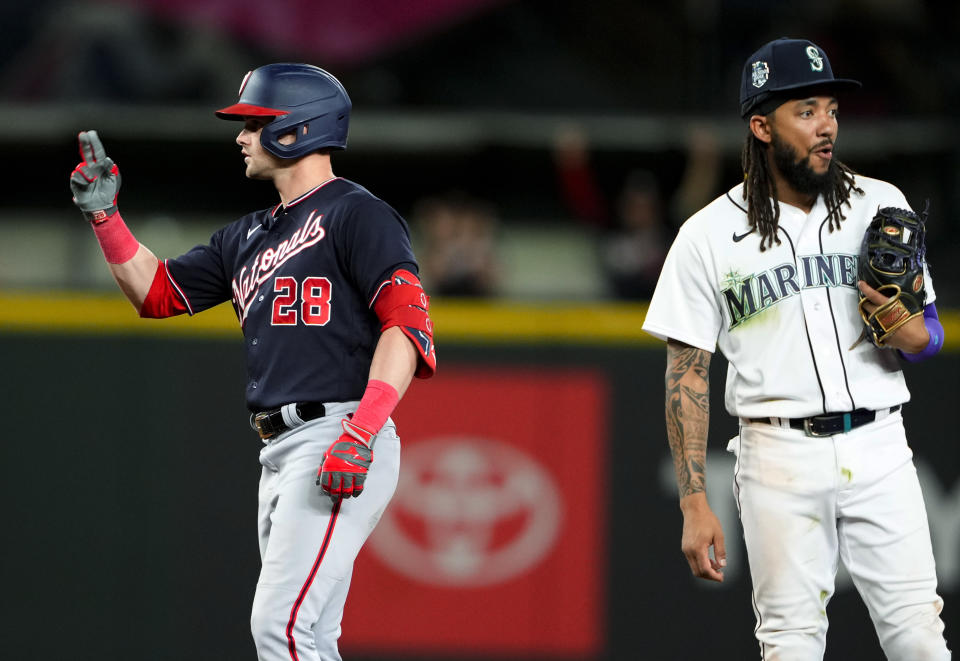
[665,340,711,499]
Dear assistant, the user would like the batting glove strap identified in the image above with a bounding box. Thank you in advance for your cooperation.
[340,418,375,445]
[83,204,119,224]
[316,420,375,499]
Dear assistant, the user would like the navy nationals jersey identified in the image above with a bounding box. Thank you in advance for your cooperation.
[164,178,418,410]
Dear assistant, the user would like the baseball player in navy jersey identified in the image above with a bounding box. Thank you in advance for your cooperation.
[643,39,951,659]
[69,63,436,661]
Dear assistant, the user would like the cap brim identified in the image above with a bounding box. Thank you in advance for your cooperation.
[214,103,291,120]
[742,78,862,118]
[769,78,862,98]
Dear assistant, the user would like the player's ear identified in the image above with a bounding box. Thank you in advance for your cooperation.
[277,130,298,146]
[749,115,773,144]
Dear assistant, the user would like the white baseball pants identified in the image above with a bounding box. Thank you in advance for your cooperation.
[732,411,950,660]
[250,401,400,661]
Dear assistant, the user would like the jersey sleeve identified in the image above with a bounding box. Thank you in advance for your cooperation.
[642,227,722,352]
[164,228,232,315]
[334,198,419,302]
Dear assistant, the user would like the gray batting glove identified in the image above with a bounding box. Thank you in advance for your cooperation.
[70,130,121,223]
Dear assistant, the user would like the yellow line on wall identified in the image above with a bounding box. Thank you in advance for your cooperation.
[0,291,242,338]
[429,299,655,344]
[1,291,958,350]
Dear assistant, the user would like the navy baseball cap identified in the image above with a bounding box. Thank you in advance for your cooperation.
[739,38,861,118]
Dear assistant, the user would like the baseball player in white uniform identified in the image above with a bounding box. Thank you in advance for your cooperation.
[643,38,951,659]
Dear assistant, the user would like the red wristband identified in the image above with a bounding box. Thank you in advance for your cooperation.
[91,211,140,264]
[349,380,400,434]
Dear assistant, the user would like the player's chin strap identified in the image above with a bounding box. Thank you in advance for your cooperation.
[371,269,437,378]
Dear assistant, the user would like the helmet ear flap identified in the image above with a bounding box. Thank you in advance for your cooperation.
[259,119,300,155]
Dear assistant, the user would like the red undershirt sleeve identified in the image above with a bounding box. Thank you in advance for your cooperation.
[139,260,190,318]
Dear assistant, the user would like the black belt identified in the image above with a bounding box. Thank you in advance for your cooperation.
[250,402,326,440]
[749,405,900,437]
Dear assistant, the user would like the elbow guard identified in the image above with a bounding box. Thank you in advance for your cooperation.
[371,269,436,378]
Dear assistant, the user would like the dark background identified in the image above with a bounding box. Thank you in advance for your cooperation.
[1,332,956,660]
[5,1,960,298]
[4,1,960,219]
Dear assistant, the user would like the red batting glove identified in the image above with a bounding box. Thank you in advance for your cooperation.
[316,419,375,500]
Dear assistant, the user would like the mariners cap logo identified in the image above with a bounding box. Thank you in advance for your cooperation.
[751,61,769,88]
[806,45,824,72]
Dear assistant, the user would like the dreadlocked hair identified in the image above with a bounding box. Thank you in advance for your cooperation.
[741,130,864,251]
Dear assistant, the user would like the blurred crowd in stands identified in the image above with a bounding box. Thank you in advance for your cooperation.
[411,124,723,300]
[2,1,959,300]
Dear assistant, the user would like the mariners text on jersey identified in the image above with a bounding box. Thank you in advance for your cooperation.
[722,252,858,329]
[642,176,936,419]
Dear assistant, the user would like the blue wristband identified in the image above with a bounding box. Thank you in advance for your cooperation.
[899,305,944,363]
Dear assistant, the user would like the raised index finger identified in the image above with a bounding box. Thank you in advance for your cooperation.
[857,280,890,305]
[77,130,106,165]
